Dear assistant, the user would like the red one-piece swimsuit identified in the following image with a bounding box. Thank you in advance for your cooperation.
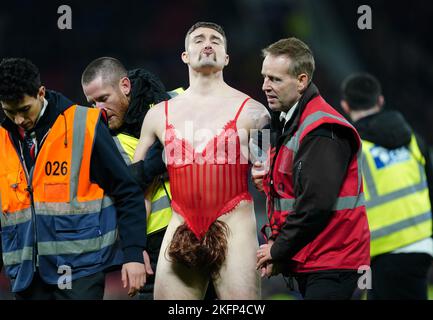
[164,98,253,240]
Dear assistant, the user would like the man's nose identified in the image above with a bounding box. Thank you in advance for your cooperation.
[14,114,25,126]
[262,78,270,92]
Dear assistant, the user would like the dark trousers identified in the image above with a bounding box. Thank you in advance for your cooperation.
[295,271,359,300]
[367,253,432,300]
[15,271,105,300]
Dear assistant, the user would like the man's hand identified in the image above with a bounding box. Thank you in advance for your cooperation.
[121,250,154,298]
[256,244,272,269]
[257,241,279,278]
[143,250,154,278]
[121,262,146,297]
[259,262,274,278]
[252,161,267,192]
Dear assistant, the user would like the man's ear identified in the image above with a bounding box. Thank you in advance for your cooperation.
[297,73,309,93]
[341,100,351,115]
[38,86,46,100]
[181,51,189,64]
[119,77,131,96]
[378,95,385,110]
[224,54,229,66]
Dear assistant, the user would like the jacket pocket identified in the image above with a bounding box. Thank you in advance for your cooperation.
[54,215,103,268]
[0,172,28,213]
[4,264,20,279]
[44,183,68,202]
[0,225,21,279]
[1,225,19,253]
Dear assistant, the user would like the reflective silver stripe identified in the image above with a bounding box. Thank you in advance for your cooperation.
[283,110,363,194]
[284,111,354,153]
[274,198,296,211]
[361,152,378,198]
[284,134,297,152]
[356,149,363,195]
[362,138,428,209]
[276,111,363,214]
[3,246,33,266]
[70,106,88,208]
[333,194,365,211]
[34,196,113,215]
[288,111,353,153]
[276,194,364,212]
[113,136,132,165]
[1,208,33,226]
[371,211,432,240]
[151,195,171,213]
[167,90,180,98]
[38,230,117,255]
[102,195,114,209]
[366,180,428,209]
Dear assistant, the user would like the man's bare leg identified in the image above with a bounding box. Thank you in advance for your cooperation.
[154,212,209,299]
[213,201,261,299]
[155,203,260,299]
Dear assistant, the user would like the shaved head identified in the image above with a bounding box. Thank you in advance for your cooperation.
[81,57,127,87]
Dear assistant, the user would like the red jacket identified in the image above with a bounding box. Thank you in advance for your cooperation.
[263,93,370,273]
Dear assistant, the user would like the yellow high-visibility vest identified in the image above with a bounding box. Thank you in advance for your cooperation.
[146,180,171,235]
[167,87,185,98]
[114,133,172,234]
[362,135,432,257]
[113,87,184,234]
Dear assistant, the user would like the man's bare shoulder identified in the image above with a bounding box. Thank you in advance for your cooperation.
[242,98,271,130]
[245,98,268,112]
[147,100,166,118]
[143,101,167,133]
[148,94,192,122]
[229,89,267,112]
[162,93,190,108]
[227,87,250,100]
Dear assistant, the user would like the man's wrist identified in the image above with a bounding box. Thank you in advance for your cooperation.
[123,246,145,264]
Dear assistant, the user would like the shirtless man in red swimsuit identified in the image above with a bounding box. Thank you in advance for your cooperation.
[133,22,270,299]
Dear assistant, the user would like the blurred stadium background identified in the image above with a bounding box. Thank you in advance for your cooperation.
[1,0,432,299]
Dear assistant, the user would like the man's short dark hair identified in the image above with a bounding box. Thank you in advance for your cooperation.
[341,73,382,110]
[0,58,41,102]
[81,57,127,87]
[185,21,227,50]
[262,37,315,82]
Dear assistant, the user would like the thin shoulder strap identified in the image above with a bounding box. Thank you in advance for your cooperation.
[164,100,169,128]
[234,97,251,122]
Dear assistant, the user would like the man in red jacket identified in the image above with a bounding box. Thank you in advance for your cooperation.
[254,38,370,300]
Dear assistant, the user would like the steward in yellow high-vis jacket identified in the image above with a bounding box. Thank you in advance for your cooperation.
[0,58,150,299]
[82,58,181,299]
[342,72,433,300]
